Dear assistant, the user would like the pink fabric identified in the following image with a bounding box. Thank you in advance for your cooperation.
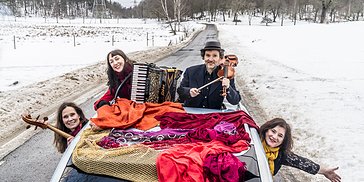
[203,152,246,182]
[156,140,249,182]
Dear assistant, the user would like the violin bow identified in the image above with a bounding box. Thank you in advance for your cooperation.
[197,76,224,92]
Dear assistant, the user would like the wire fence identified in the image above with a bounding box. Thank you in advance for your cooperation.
[0,16,195,50]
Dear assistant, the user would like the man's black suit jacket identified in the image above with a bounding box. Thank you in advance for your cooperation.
[177,64,241,109]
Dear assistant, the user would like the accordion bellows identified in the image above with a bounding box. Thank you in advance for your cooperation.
[131,63,182,103]
[72,129,160,182]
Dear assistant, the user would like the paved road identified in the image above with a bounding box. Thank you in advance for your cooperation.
[157,23,219,70]
[0,24,219,182]
[0,90,102,182]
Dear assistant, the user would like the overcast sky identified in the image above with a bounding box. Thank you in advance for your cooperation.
[112,0,140,8]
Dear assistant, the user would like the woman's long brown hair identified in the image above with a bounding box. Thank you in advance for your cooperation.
[259,118,293,153]
[106,49,133,95]
[54,102,87,153]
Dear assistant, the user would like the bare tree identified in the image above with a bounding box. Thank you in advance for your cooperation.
[320,0,333,23]
[160,0,177,35]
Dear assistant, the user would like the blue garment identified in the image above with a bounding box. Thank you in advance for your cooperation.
[177,64,241,109]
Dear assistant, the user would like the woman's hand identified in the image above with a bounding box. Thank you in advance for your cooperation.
[67,136,74,145]
[318,166,341,182]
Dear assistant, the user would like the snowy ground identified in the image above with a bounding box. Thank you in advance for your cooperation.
[1,15,362,181]
[0,17,204,143]
[0,17,199,91]
[218,17,363,181]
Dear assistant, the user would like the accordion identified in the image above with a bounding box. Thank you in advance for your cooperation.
[131,63,182,103]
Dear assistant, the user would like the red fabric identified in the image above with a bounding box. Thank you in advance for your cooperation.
[203,152,246,182]
[156,110,259,134]
[90,98,185,131]
[156,140,249,182]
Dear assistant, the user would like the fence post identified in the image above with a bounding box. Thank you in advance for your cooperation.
[13,35,16,49]
[146,32,149,47]
[112,35,114,46]
[73,35,76,47]
[152,35,154,47]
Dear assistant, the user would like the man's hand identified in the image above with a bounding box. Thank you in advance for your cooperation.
[189,88,200,97]
[221,78,230,89]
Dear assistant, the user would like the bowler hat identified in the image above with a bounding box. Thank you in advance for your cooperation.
[200,40,224,51]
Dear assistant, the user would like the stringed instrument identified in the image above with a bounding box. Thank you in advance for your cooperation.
[21,114,72,139]
[218,54,239,96]
[197,54,239,94]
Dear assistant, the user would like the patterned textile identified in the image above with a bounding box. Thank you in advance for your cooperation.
[97,122,246,150]
[72,128,160,182]
[97,128,191,149]
[74,112,254,181]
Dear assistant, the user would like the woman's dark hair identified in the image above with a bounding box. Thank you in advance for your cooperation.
[106,49,133,95]
[259,118,293,153]
[54,102,87,153]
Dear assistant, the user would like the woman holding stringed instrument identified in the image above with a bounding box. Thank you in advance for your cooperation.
[21,102,88,153]
[54,102,88,153]
[177,40,241,109]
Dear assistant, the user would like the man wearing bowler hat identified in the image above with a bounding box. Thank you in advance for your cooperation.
[177,39,241,109]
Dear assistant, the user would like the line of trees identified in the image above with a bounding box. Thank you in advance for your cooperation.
[1,0,363,24]
[134,0,364,24]
[1,0,134,18]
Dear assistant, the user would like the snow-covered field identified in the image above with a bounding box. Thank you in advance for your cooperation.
[1,14,362,181]
[0,16,204,148]
[218,17,363,181]
[0,17,200,91]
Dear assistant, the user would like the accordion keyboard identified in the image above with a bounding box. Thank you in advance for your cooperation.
[131,63,149,103]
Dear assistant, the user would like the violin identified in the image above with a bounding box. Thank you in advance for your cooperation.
[197,54,239,93]
[217,54,239,96]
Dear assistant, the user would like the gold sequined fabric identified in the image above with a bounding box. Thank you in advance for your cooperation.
[72,128,160,182]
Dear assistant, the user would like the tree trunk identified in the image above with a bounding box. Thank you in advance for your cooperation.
[248,13,252,26]
[320,0,332,23]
